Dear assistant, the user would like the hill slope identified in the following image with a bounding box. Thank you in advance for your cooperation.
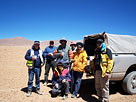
[0,37,82,46]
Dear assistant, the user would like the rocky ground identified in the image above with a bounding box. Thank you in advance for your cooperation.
[0,46,136,102]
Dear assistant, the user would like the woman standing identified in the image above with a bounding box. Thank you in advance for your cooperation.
[71,42,88,98]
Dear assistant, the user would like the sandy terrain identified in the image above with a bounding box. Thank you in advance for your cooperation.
[0,46,136,102]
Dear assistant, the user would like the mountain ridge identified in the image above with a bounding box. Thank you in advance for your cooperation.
[0,37,82,46]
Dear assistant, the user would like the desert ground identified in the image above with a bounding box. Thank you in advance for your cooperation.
[0,46,136,102]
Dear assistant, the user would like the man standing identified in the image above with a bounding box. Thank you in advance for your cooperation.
[71,42,88,98]
[93,39,114,102]
[54,38,73,69]
[43,40,56,86]
[25,41,45,97]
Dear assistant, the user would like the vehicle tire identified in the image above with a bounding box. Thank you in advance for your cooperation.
[122,71,136,94]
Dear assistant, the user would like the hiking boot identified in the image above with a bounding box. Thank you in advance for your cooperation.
[76,94,80,98]
[62,94,68,100]
[26,91,31,97]
[71,94,76,98]
[98,97,103,102]
[36,90,43,95]
[102,98,109,102]
[43,82,48,86]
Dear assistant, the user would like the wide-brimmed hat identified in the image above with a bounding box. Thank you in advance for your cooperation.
[70,41,76,46]
[59,38,67,43]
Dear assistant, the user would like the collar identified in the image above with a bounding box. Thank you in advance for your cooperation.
[76,48,84,54]
[55,67,64,76]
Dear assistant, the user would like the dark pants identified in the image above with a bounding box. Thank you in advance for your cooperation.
[44,60,56,83]
[71,71,83,96]
[63,63,69,69]
[52,81,70,96]
[28,67,41,91]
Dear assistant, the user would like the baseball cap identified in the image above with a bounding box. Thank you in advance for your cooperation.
[34,41,40,44]
[97,39,103,43]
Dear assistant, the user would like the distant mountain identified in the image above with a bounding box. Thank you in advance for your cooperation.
[41,40,83,47]
[0,37,33,46]
[0,37,82,46]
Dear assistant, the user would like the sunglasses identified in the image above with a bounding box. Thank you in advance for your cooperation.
[77,46,82,48]
[97,42,102,44]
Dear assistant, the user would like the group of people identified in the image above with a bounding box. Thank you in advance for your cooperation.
[25,38,114,102]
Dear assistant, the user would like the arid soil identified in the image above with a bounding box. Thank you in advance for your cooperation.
[0,46,136,102]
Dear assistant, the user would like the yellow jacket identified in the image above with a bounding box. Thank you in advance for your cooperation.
[94,48,114,77]
[72,49,88,72]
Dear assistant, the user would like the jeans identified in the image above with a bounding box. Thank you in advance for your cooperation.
[52,81,70,96]
[28,67,41,91]
[44,60,56,83]
[71,71,83,96]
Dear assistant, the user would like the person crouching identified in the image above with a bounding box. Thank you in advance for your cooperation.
[51,61,71,100]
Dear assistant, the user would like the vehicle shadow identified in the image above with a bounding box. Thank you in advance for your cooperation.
[109,81,128,95]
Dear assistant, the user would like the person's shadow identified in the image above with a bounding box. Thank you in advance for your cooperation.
[21,87,28,93]
[21,79,53,93]
[78,78,98,102]
[21,86,36,93]
[21,78,128,101]
[40,79,55,97]
[78,78,128,102]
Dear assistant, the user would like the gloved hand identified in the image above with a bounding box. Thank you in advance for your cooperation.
[55,84,59,88]
[62,79,66,83]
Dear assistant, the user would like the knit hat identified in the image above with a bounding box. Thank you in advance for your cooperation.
[76,42,84,47]
[49,40,54,44]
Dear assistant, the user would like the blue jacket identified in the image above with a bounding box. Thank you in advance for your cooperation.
[43,46,56,60]
[25,46,45,68]
[52,68,71,85]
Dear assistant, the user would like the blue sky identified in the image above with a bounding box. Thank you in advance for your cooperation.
[0,0,136,41]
